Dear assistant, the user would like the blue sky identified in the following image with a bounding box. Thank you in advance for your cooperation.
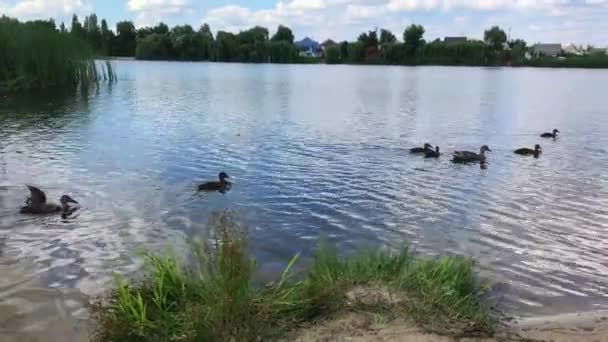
[1,0,607,45]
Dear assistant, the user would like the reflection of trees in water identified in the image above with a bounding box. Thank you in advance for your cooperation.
[0,85,111,134]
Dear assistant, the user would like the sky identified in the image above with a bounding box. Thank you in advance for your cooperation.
[1,0,607,46]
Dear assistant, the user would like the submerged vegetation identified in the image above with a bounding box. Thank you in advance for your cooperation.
[91,213,495,342]
[0,16,116,93]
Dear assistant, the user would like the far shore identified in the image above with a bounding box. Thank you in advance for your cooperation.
[98,56,608,70]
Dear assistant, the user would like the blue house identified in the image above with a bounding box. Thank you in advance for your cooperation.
[295,37,322,57]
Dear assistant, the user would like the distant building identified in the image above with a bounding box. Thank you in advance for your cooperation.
[295,37,322,58]
[443,37,467,44]
[532,43,562,57]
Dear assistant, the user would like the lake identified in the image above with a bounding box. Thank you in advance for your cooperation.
[1,61,608,340]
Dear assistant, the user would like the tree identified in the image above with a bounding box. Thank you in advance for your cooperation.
[380,29,396,44]
[484,26,507,51]
[199,23,213,39]
[115,21,136,56]
[83,13,101,51]
[324,45,340,64]
[339,41,349,61]
[70,14,84,40]
[136,33,173,60]
[357,29,378,48]
[100,19,114,55]
[59,22,66,33]
[215,31,239,61]
[154,22,169,35]
[403,24,425,54]
[271,25,294,44]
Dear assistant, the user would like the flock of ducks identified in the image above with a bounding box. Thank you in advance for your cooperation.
[18,129,558,219]
[410,129,558,162]
[19,173,233,218]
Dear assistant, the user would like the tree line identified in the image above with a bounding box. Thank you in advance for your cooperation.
[61,14,535,66]
[22,13,608,67]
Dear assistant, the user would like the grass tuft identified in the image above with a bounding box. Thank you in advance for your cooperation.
[90,212,496,341]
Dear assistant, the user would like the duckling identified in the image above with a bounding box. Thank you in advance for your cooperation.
[425,146,441,158]
[452,145,492,163]
[540,129,559,138]
[410,143,433,154]
[514,144,542,157]
[198,172,231,193]
[20,185,79,218]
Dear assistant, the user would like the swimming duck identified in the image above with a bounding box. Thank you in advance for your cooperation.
[540,129,559,138]
[452,145,492,163]
[514,144,542,157]
[20,185,79,218]
[410,143,433,154]
[198,172,231,193]
[425,146,441,158]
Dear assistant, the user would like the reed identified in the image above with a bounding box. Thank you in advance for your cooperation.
[0,16,116,92]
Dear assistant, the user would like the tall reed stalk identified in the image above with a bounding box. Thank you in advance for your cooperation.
[0,16,116,92]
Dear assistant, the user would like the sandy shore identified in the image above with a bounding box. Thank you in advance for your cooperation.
[291,310,608,341]
[509,310,608,342]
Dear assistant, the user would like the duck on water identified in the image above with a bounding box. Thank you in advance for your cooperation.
[410,143,433,154]
[541,129,559,138]
[425,146,441,158]
[20,185,79,218]
[198,172,231,193]
[515,144,542,157]
[452,145,492,163]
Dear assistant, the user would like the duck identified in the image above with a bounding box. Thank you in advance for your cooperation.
[452,145,492,163]
[540,129,559,138]
[514,144,542,157]
[424,146,441,158]
[20,185,79,218]
[410,143,433,154]
[198,172,231,193]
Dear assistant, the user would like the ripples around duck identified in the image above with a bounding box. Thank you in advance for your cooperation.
[1,62,608,340]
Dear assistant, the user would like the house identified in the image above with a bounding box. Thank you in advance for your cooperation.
[295,37,322,58]
[443,37,467,45]
[532,43,562,57]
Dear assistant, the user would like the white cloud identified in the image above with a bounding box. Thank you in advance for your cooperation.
[127,0,192,26]
[1,0,86,19]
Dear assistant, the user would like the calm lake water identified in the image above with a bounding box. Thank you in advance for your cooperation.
[1,61,608,340]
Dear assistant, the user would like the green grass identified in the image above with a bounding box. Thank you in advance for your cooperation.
[0,16,116,92]
[90,213,496,341]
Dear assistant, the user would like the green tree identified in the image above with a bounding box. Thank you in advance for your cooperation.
[215,31,239,61]
[347,41,365,63]
[100,19,114,55]
[83,13,101,52]
[357,29,378,48]
[380,29,396,44]
[114,21,136,56]
[237,26,269,62]
[324,45,340,64]
[271,25,294,44]
[70,14,84,40]
[59,22,66,33]
[403,24,425,54]
[484,26,507,51]
[136,33,173,60]
[268,40,297,63]
[339,41,349,61]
